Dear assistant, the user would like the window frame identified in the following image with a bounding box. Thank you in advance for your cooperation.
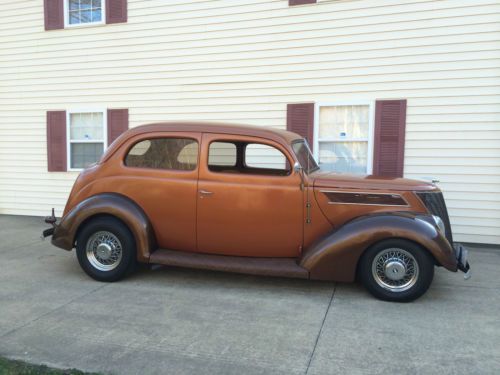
[123,136,200,173]
[66,108,107,172]
[207,139,292,177]
[63,0,106,28]
[313,100,375,174]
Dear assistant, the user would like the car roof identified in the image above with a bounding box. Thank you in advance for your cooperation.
[101,122,303,163]
[127,122,301,143]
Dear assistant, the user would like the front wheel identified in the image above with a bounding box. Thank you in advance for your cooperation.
[358,239,434,302]
[76,217,137,282]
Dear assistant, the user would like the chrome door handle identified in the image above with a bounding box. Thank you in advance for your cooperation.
[199,190,214,196]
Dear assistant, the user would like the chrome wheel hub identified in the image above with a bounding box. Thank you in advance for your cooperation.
[86,231,122,272]
[384,261,406,281]
[372,248,419,292]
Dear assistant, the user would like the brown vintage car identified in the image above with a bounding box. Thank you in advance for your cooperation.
[43,122,470,302]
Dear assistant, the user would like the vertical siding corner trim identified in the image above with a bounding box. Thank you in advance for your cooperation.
[107,108,129,145]
[373,100,407,178]
[44,0,64,30]
[47,111,67,172]
[106,0,128,24]
[287,103,315,150]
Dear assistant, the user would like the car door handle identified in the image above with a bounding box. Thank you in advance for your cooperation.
[199,190,214,197]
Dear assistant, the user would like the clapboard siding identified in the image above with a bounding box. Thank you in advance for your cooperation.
[0,0,499,244]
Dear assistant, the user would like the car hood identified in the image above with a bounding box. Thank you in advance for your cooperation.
[311,171,438,192]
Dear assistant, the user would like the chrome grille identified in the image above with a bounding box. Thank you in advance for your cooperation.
[416,191,453,245]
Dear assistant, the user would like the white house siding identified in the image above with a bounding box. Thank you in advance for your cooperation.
[0,0,499,244]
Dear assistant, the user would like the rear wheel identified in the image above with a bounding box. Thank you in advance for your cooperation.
[76,217,137,282]
[359,239,434,302]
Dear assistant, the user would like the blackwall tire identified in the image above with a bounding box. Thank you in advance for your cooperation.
[359,239,434,302]
[76,216,137,282]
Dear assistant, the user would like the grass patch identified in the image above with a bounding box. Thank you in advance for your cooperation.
[0,356,102,375]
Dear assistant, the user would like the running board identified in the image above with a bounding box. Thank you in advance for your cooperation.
[149,249,309,279]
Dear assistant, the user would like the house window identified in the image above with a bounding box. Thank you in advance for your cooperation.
[314,102,375,174]
[67,111,106,170]
[65,0,105,27]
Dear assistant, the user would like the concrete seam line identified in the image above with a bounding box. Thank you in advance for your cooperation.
[305,284,337,375]
[0,283,108,339]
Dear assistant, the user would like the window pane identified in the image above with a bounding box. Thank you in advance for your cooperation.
[70,112,104,141]
[319,105,369,139]
[80,9,91,23]
[80,0,92,10]
[292,140,318,174]
[318,141,368,174]
[69,0,79,10]
[125,138,198,171]
[245,143,287,170]
[70,143,104,169]
[208,142,237,167]
[68,0,101,24]
[69,11,80,24]
[91,9,102,22]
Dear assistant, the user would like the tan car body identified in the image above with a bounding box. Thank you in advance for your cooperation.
[49,122,459,282]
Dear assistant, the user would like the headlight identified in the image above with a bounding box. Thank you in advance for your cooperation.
[432,215,446,234]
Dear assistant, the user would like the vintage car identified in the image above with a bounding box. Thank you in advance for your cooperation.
[43,122,470,302]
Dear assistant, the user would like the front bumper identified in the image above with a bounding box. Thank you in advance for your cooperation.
[42,208,57,239]
[453,243,471,280]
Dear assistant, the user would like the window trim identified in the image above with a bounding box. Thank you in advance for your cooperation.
[313,100,375,174]
[207,139,292,177]
[63,0,106,28]
[66,108,107,172]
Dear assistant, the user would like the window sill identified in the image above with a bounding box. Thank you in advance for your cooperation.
[64,21,105,29]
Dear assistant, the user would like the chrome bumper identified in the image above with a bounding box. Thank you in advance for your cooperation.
[454,243,471,280]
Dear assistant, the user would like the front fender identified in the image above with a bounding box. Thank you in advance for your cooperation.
[300,211,457,282]
[52,193,156,263]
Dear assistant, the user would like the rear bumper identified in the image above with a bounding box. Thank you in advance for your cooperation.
[453,243,471,279]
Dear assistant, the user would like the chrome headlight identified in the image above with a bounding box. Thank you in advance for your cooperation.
[432,215,446,235]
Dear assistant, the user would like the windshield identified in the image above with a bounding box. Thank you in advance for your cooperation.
[292,140,319,174]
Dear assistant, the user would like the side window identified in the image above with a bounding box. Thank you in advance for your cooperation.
[245,144,288,171]
[125,138,198,171]
[208,142,237,170]
[208,141,290,176]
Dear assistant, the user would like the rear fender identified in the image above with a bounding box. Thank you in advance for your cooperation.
[52,193,156,262]
[300,211,457,282]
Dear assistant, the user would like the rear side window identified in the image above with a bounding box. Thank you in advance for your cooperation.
[125,138,198,171]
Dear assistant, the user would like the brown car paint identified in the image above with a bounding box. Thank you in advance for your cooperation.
[51,122,459,282]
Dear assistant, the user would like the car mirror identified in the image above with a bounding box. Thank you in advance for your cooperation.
[293,162,303,174]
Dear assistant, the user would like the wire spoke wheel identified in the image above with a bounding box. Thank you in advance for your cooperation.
[371,248,419,292]
[86,231,123,272]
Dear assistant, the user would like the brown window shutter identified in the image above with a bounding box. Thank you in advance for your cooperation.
[47,111,67,172]
[106,0,127,24]
[107,109,129,145]
[373,100,407,177]
[287,103,315,150]
[44,0,64,30]
[289,0,317,5]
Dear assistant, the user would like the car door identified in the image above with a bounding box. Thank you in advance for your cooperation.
[116,131,201,252]
[196,133,304,258]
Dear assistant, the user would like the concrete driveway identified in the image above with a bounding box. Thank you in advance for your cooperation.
[0,215,499,375]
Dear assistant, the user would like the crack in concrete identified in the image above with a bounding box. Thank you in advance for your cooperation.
[305,284,336,375]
